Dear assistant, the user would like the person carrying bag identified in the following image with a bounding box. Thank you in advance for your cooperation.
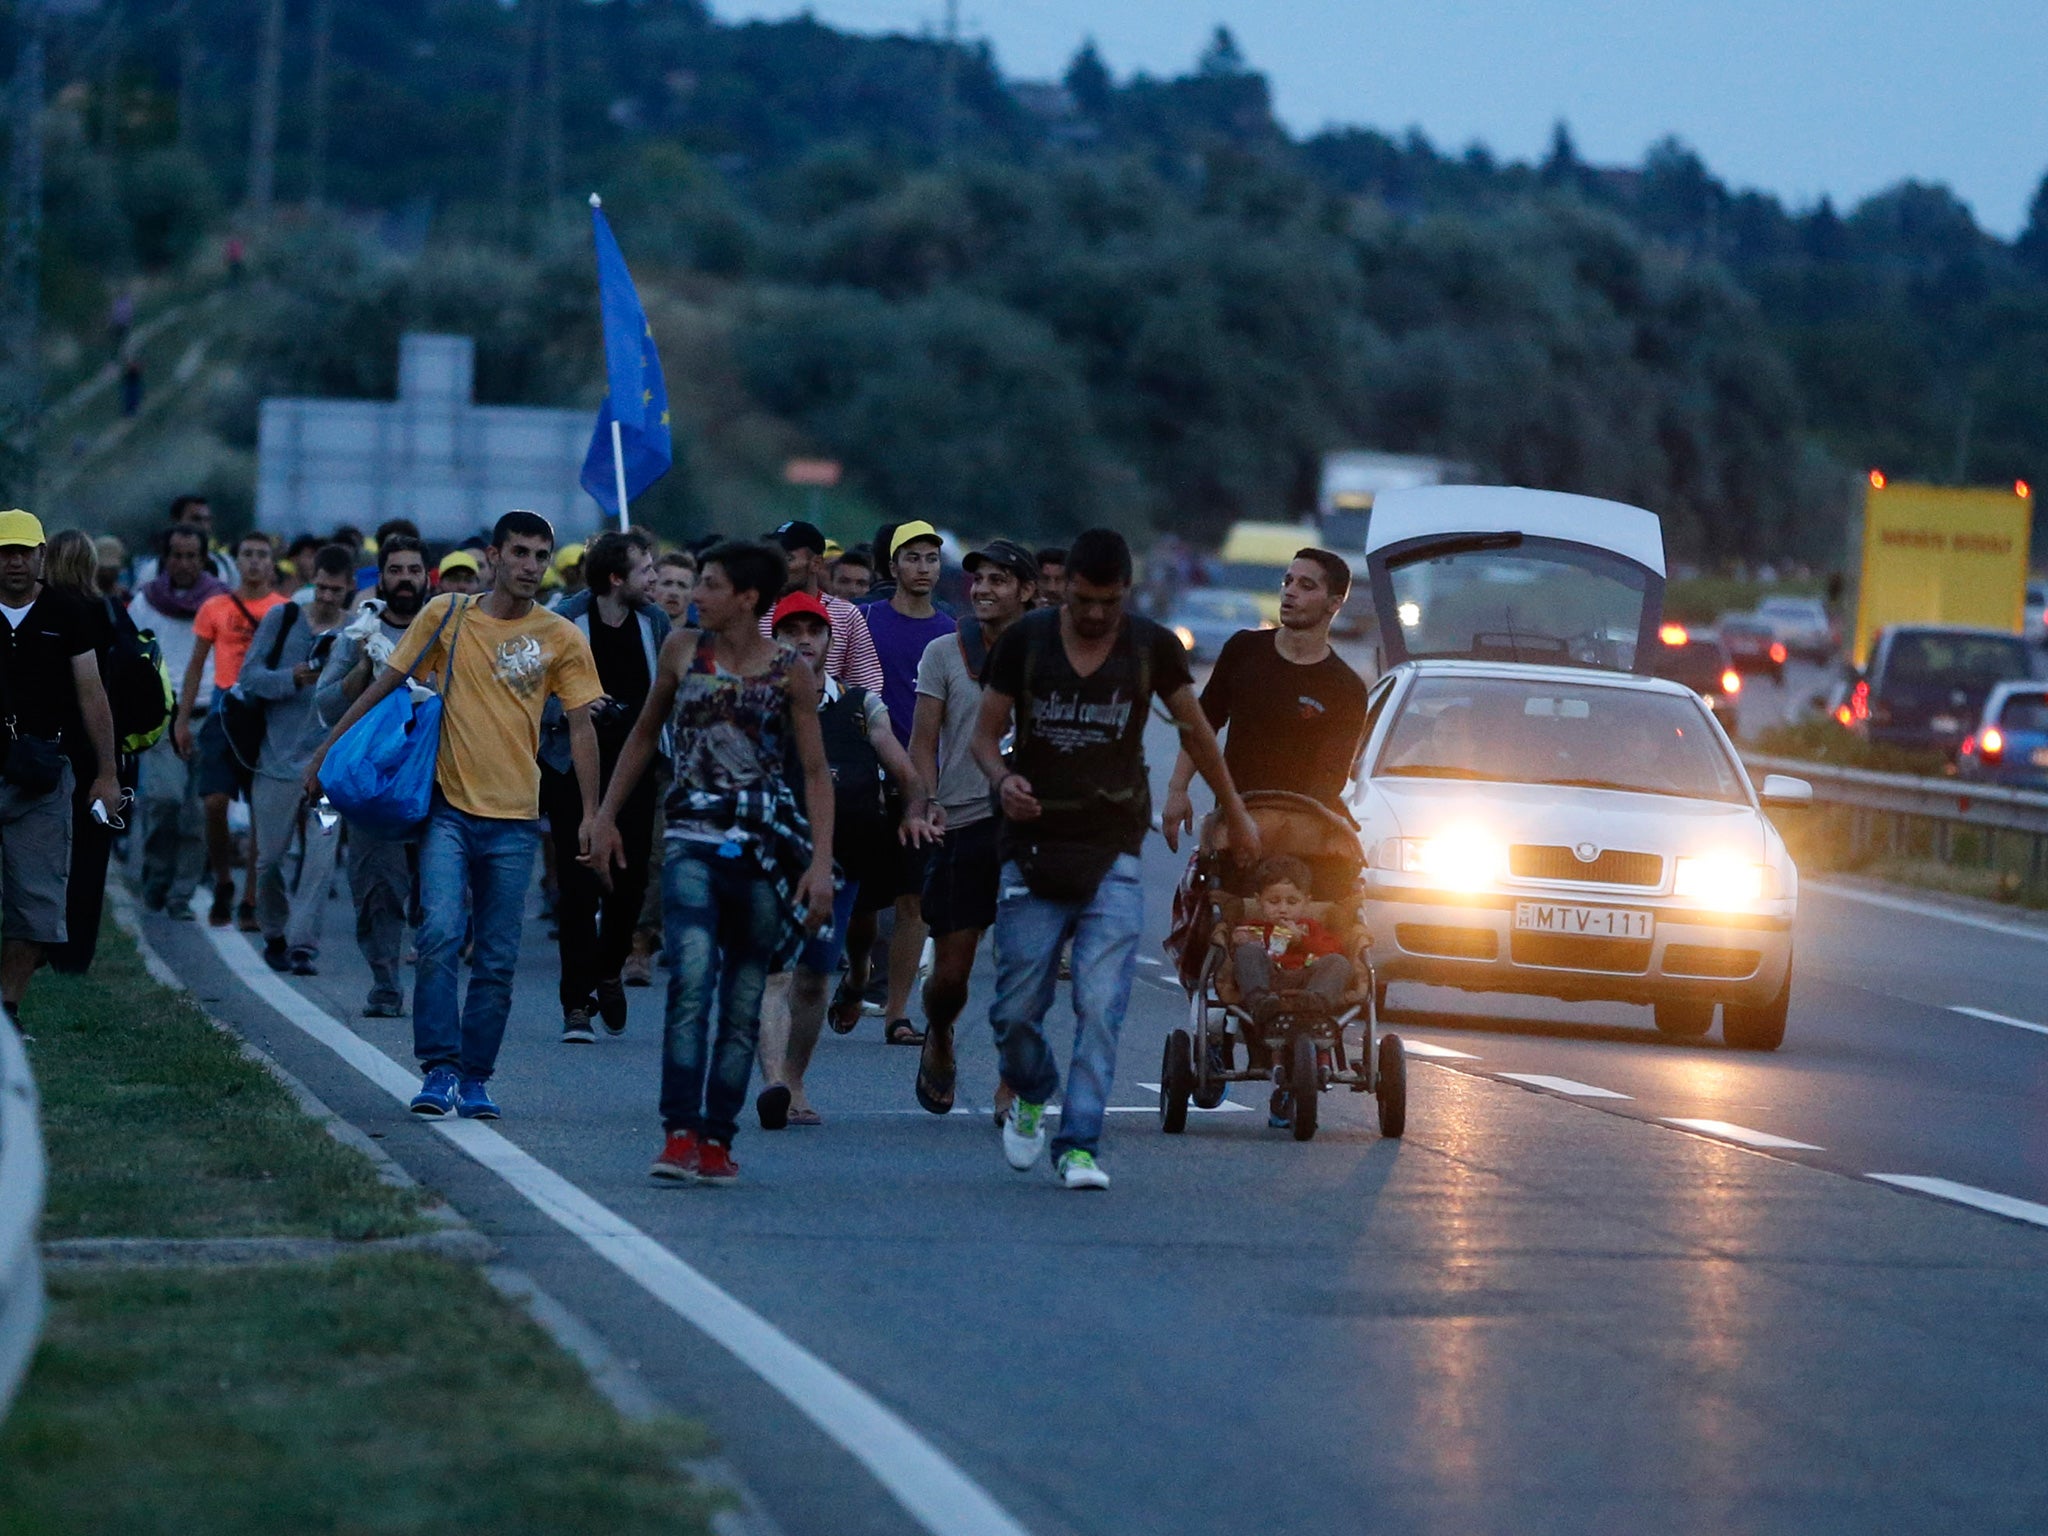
[317,597,466,838]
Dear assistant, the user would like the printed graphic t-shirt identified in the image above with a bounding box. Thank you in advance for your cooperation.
[983,608,1191,856]
[388,594,602,821]
[1200,627,1369,808]
[193,590,290,688]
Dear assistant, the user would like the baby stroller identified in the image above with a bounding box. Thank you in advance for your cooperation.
[1161,791,1405,1142]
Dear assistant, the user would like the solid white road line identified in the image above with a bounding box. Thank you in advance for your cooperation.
[1869,1175,2048,1230]
[198,923,1033,1536]
[1496,1073,1631,1099]
[1809,879,2048,947]
[1662,1118,1822,1151]
[1395,1038,1480,1060]
[1948,1005,2048,1037]
[1131,1083,1255,1112]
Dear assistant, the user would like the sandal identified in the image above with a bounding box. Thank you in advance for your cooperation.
[788,1106,823,1127]
[885,1018,925,1046]
[827,985,863,1035]
[914,1031,956,1115]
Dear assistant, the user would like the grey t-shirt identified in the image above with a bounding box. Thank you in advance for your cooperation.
[915,629,992,830]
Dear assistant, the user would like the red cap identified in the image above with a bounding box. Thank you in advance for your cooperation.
[770,591,833,634]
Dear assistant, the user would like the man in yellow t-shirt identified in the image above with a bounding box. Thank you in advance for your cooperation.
[308,511,603,1121]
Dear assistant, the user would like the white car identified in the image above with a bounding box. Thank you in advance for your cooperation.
[1754,594,1837,662]
[1348,486,1807,1049]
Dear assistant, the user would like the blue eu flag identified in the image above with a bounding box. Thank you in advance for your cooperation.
[581,197,672,521]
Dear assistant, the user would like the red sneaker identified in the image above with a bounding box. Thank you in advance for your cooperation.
[648,1131,700,1182]
[696,1141,740,1182]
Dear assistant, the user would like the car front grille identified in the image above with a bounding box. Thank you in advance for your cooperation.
[1509,845,1663,887]
[1510,932,1652,974]
[1663,944,1761,979]
[1395,924,1499,961]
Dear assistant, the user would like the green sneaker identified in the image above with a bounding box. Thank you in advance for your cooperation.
[1002,1099,1048,1170]
[1056,1149,1110,1190]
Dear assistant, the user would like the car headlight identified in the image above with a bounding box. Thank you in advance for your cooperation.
[1396,829,1506,891]
[1673,854,1767,907]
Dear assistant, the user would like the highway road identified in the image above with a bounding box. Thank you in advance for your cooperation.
[139,707,2048,1536]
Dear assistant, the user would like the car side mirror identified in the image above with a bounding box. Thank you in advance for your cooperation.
[1760,773,1813,809]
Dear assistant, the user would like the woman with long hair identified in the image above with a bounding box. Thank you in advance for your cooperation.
[43,529,125,972]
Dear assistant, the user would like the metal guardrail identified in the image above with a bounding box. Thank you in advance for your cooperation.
[0,1022,46,1423]
[1746,753,2048,876]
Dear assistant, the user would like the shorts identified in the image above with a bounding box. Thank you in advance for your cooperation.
[854,829,928,914]
[920,815,1000,937]
[795,878,862,975]
[193,708,242,799]
[0,760,74,944]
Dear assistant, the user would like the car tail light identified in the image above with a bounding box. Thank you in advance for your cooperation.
[1770,642,1787,664]
[1835,703,1854,726]
[1982,726,2005,761]
[1721,669,1742,696]
[1962,732,1978,757]
[1848,679,1871,723]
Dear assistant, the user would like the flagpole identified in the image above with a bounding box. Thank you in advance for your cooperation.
[610,418,629,532]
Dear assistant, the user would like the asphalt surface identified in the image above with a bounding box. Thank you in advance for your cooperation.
[133,704,2048,1536]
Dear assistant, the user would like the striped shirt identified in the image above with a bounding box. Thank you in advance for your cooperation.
[758,589,883,694]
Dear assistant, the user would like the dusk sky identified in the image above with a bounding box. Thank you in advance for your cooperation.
[716,1,2048,236]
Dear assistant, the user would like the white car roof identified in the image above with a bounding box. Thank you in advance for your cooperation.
[1396,657,1701,700]
[1365,485,1666,577]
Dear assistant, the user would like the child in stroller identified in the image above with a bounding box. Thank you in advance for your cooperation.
[1230,854,1354,1026]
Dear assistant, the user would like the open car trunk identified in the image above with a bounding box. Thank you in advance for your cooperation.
[1363,487,1667,675]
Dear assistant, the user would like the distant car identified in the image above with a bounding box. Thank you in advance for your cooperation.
[2026,580,2048,647]
[1719,614,1786,684]
[1959,683,2048,789]
[1837,625,2039,757]
[1165,590,1269,663]
[1651,626,1743,737]
[1754,595,1837,662]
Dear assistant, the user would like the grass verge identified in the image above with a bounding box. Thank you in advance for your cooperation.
[0,921,721,1535]
[24,920,419,1241]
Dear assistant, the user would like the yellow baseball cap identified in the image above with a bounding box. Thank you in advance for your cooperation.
[890,520,941,556]
[0,509,45,549]
[554,541,587,571]
[822,538,845,561]
[437,549,481,577]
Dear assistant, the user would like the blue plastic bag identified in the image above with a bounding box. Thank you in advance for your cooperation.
[320,599,464,837]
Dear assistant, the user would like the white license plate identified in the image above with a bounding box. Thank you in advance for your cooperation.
[1932,715,1962,734]
[1514,902,1653,940]
[2031,747,2048,768]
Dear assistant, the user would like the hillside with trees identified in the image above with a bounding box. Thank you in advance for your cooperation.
[5,0,2046,562]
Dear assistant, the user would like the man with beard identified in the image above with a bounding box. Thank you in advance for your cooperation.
[316,533,431,1017]
[129,523,228,915]
[905,539,1036,1116]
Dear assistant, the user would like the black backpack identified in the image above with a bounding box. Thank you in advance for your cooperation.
[103,596,173,755]
[219,601,299,789]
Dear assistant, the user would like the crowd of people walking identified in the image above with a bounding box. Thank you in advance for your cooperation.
[4,492,1366,1190]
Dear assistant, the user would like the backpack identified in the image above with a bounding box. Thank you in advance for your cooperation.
[219,601,299,789]
[104,597,173,755]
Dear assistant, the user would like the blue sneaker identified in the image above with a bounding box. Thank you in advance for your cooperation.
[455,1077,500,1120]
[410,1067,459,1117]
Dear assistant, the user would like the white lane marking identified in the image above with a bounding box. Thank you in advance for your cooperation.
[1949,1005,2048,1037]
[1869,1175,2048,1230]
[1396,1038,1480,1060]
[1136,956,1162,967]
[197,923,1032,1536]
[1131,1083,1254,1113]
[1496,1073,1631,1099]
[1663,1118,1822,1151]
[1809,879,2048,947]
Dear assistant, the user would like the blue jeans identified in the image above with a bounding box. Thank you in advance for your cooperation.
[660,844,785,1143]
[987,854,1145,1159]
[413,797,538,1082]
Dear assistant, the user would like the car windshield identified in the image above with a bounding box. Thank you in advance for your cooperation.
[1652,639,1729,692]
[1886,632,2033,687]
[1996,693,2048,732]
[1377,675,1750,803]
[1174,591,1265,623]
[1759,597,1825,619]
[1384,538,1651,670]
